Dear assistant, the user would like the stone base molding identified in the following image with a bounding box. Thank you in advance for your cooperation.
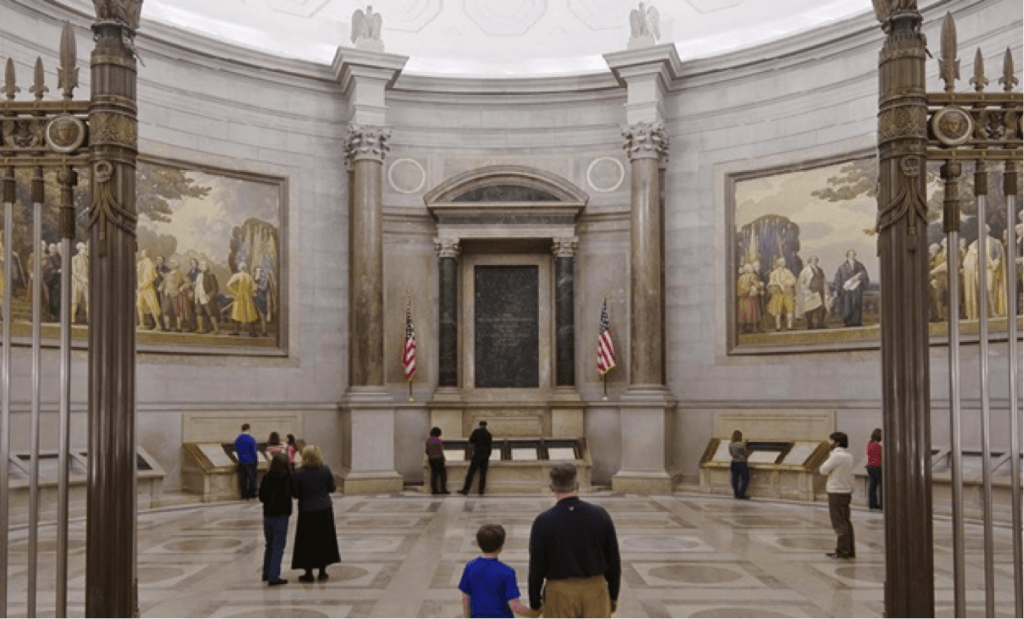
[612,386,681,494]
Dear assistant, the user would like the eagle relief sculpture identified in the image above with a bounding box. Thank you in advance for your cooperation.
[351,5,384,52]
[93,0,143,30]
[628,2,660,50]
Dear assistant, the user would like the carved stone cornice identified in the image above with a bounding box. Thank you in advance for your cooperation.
[433,236,460,260]
[622,121,669,163]
[345,125,390,163]
[552,237,578,258]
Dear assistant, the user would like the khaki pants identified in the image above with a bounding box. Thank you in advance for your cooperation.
[542,575,610,618]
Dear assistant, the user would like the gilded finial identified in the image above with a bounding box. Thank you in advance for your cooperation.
[1000,47,1019,92]
[58,22,79,100]
[969,48,988,93]
[30,57,48,101]
[3,59,20,100]
[938,12,959,93]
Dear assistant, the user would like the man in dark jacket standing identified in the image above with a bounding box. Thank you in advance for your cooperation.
[234,423,258,499]
[458,420,492,496]
[528,463,620,617]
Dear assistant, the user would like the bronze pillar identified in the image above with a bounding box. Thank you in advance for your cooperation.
[86,3,142,617]
[346,125,389,386]
[875,3,934,616]
[623,122,668,387]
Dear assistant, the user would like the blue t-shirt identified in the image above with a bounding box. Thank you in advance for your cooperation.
[458,557,521,619]
[234,433,258,464]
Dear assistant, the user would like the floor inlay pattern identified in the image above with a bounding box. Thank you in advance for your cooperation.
[4,492,1018,617]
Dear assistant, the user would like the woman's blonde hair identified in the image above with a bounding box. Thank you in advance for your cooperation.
[300,445,323,469]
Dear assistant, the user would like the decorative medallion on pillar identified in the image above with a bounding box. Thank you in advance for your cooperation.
[622,121,669,163]
[345,125,390,163]
[551,236,578,257]
[434,236,461,260]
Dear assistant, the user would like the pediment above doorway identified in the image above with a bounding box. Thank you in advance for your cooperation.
[424,165,588,233]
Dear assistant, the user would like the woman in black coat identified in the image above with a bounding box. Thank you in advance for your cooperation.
[258,452,292,586]
[290,445,341,582]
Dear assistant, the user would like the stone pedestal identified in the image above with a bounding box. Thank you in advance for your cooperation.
[612,387,679,494]
[339,387,403,494]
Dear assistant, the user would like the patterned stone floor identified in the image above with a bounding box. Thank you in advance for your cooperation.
[5,492,1019,617]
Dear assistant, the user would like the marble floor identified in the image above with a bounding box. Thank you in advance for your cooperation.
[5,492,1020,617]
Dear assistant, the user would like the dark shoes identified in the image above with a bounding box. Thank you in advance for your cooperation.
[298,573,315,583]
[318,571,329,581]
[457,489,468,495]
[826,552,855,559]
[268,579,287,586]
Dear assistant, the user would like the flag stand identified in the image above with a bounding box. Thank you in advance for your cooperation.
[601,374,608,401]
[407,379,414,402]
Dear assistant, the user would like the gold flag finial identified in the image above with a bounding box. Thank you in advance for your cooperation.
[3,58,20,100]
[30,57,48,101]
[58,22,79,100]
[938,12,959,93]
[999,47,1019,92]
[969,48,988,93]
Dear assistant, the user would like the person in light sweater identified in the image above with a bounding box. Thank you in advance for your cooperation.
[819,431,856,559]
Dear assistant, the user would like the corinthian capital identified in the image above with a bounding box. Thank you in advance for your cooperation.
[93,0,143,30]
[552,237,578,258]
[434,236,461,259]
[622,122,669,163]
[346,125,391,163]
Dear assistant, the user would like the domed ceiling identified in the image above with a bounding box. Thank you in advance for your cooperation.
[138,0,877,77]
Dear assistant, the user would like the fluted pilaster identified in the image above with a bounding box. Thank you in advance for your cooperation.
[435,237,460,388]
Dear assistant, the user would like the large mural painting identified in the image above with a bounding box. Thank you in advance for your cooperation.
[0,159,285,353]
[729,155,1022,353]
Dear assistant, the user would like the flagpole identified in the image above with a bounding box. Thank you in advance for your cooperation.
[408,379,413,402]
[602,373,608,401]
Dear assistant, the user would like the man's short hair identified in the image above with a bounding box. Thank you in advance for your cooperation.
[476,524,505,554]
[549,463,578,493]
[479,420,487,427]
[241,423,251,432]
[830,432,849,448]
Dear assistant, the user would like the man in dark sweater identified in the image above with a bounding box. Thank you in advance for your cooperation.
[528,463,620,617]
[459,420,492,496]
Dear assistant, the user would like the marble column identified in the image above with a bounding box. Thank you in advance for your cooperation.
[874,3,934,615]
[347,125,388,387]
[339,125,403,494]
[435,237,460,389]
[612,121,678,494]
[87,3,142,616]
[623,122,668,387]
[552,237,577,387]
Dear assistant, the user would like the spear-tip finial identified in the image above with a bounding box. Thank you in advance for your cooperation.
[58,21,79,100]
[1000,47,1019,92]
[3,58,20,100]
[30,57,48,100]
[938,12,959,93]
[969,48,988,93]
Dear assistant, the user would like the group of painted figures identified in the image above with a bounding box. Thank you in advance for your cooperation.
[0,239,90,324]
[135,251,274,337]
[926,225,1023,323]
[737,249,871,333]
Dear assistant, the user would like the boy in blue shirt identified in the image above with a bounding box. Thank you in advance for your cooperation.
[459,524,538,619]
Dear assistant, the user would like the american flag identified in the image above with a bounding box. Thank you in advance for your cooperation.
[597,299,617,376]
[402,302,417,382]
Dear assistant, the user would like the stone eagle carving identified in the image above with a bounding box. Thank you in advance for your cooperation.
[93,0,143,30]
[629,2,660,41]
[351,5,383,44]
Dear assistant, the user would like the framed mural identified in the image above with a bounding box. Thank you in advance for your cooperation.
[727,153,1022,354]
[0,157,287,355]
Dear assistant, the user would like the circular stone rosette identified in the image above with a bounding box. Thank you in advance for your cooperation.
[930,106,972,147]
[45,114,87,154]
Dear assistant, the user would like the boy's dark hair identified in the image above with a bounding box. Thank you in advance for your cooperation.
[830,432,849,448]
[241,423,250,432]
[476,524,506,554]
[430,427,442,437]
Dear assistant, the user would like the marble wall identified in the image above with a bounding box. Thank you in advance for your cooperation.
[0,0,1019,493]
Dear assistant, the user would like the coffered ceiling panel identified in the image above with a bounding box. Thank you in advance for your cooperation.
[131,0,883,77]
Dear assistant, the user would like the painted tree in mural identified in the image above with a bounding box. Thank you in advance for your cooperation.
[736,214,803,281]
[229,218,279,323]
